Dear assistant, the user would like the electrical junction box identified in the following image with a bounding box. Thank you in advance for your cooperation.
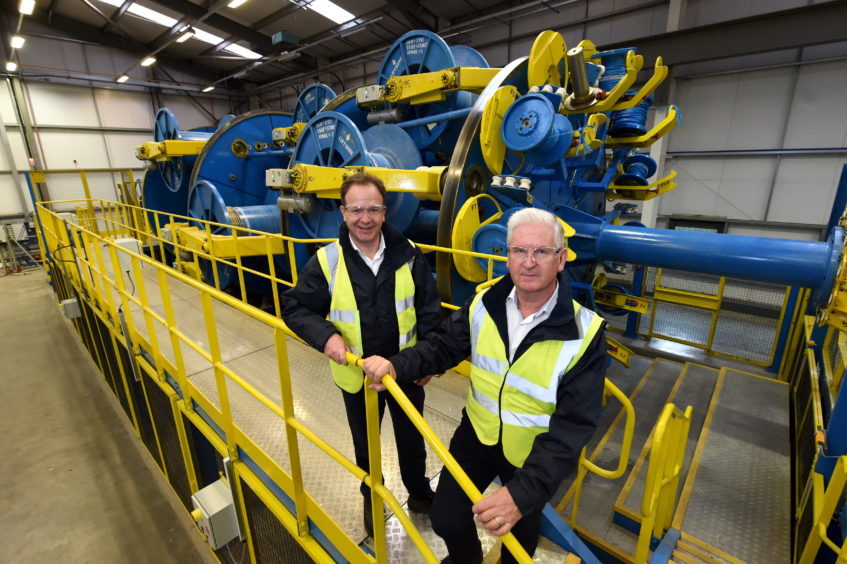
[191,479,239,550]
[60,297,81,319]
[113,237,142,273]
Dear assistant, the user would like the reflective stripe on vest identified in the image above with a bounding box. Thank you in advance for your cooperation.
[466,289,604,467]
[317,241,418,393]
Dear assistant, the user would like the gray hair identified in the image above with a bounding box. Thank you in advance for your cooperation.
[506,207,564,248]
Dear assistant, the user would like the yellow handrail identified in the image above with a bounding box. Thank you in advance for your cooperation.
[635,403,692,563]
[570,378,635,526]
[352,355,533,564]
[799,456,847,563]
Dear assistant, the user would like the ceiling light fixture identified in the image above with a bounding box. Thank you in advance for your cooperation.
[202,86,215,92]
[227,0,249,7]
[10,36,25,49]
[6,61,18,72]
[176,27,195,43]
[19,0,35,15]
[309,0,354,24]
[116,74,129,83]
[140,56,156,67]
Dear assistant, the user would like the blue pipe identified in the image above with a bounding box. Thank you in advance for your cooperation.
[396,108,472,130]
[590,224,838,288]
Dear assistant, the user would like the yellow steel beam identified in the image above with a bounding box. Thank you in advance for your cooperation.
[607,170,678,201]
[267,163,445,201]
[170,223,286,259]
[605,337,633,367]
[595,288,650,314]
[135,140,207,161]
[606,106,681,148]
[360,67,501,106]
[653,286,720,311]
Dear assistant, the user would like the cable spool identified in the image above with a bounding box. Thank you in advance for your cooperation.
[292,83,337,124]
[616,154,658,186]
[227,205,281,234]
[593,47,633,92]
[610,92,653,137]
[501,92,573,166]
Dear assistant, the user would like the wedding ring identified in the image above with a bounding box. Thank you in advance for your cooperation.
[494,516,503,528]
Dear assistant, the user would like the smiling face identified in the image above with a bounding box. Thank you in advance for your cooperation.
[506,222,566,300]
[340,182,385,249]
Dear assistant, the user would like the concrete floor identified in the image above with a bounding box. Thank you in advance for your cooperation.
[0,270,215,564]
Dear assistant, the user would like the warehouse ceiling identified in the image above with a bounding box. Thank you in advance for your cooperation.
[3,0,847,97]
[3,0,518,90]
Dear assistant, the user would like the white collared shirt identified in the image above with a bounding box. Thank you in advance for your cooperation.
[505,282,559,362]
[349,233,386,275]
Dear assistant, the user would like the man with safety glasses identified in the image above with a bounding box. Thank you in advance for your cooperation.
[363,207,607,563]
[282,172,441,537]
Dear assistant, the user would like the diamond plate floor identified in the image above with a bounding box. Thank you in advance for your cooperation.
[673,369,790,563]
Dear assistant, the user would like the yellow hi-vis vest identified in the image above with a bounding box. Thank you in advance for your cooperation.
[466,290,604,467]
[316,241,418,393]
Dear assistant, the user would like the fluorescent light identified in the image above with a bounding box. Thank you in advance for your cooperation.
[95,0,123,6]
[116,74,129,83]
[140,56,156,67]
[127,3,177,27]
[224,44,262,60]
[6,61,18,72]
[227,0,249,7]
[202,86,215,93]
[309,0,354,24]
[10,36,25,49]
[193,28,225,46]
[19,0,35,15]
[176,27,194,43]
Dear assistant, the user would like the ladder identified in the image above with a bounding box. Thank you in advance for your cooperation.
[2,222,21,274]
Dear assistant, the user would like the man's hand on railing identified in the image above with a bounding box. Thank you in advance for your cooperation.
[472,485,523,536]
[362,355,396,391]
[323,333,350,365]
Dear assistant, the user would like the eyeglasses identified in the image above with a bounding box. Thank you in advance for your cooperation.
[342,204,387,218]
[507,246,563,262]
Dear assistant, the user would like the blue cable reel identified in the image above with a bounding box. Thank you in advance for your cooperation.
[376,30,489,156]
[292,83,337,124]
[143,109,233,234]
[188,110,294,208]
[285,111,425,270]
[186,180,283,292]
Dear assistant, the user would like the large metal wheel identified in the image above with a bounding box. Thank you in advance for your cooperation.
[293,83,337,124]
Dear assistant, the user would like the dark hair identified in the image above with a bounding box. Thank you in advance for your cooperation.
[340,172,387,205]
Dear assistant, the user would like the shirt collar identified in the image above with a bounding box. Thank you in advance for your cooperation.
[348,232,385,261]
[506,282,559,321]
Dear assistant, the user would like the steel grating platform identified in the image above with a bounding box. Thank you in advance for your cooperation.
[110,265,572,561]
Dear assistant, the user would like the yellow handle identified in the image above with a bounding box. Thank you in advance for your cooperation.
[582,378,635,479]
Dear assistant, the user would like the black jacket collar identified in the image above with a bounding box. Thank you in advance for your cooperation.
[481,272,580,359]
[338,222,414,277]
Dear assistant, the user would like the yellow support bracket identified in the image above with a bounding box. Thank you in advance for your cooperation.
[135,140,207,161]
[654,285,720,311]
[170,223,286,259]
[605,337,633,367]
[606,57,669,112]
[606,105,681,148]
[266,163,445,201]
[366,67,500,105]
[595,287,651,314]
[607,170,677,201]
[271,122,307,146]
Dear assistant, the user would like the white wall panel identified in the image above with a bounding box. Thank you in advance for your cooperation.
[158,97,220,130]
[668,76,735,151]
[37,131,110,169]
[104,133,151,169]
[0,81,18,124]
[783,61,847,148]
[0,174,32,215]
[95,90,153,130]
[768,157,846,224]
[26,83,99,127]
[683,0,804,27]
[729,225,818,241]
[0,129,32,170]
[661,158,775,219]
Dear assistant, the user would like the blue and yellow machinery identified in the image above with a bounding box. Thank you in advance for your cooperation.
[30,26,847,564]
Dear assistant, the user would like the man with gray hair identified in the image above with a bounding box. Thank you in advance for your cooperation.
[363,207,607,563]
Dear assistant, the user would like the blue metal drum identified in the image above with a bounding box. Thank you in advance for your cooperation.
[293,83,337,124]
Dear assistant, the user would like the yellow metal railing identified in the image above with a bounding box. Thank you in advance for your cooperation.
[635,403,692,563]
[570,379,635,526]
[798,456,847,563]
[36,199,532,563]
